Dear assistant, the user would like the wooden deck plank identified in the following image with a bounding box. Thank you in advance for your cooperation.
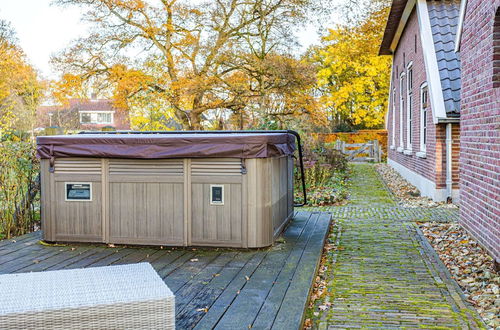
[77,247,138,268]
[213,213,318,329]
[176,252,257,328]
[0,231,40,248]
[173,252,239,313]
[164,252,222,293]
[252,215,323,328]
[272,212,331,329]
[14,245,95,273]
[194,212,314,330]
[192,251,270,330]
[61,247,123,269]
[150,250,190,272]
[110,248,161,265]
[0,247,68,274]
[0,211,331,330]
[0,240,58,265]
[157,251,198,278]
[44,248,104,271]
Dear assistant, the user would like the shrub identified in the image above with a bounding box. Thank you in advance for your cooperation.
[0,140,40,239]
[295,138,349,206]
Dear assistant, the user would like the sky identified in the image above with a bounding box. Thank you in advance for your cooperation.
[0,0,331,80]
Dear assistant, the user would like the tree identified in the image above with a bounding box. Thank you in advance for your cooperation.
[313,6,391,129]
[52,0,327,130]
[0,19,44,134]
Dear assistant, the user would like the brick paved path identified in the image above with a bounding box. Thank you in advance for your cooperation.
[310,164,484,329]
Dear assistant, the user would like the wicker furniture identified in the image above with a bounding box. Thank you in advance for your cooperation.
[0,263,175,329]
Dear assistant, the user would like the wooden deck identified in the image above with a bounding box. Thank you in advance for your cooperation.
[0,211,330,330]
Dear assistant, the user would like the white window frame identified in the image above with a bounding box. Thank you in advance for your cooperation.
[419,83,429,154]
[406,62,413,151]
[79,111,114,125]
[210,184,224,206]
[391,88,396,148]
[398,72,406,151]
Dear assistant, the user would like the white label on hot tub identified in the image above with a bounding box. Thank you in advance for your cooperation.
[210,185,224,205]
[65,183,92,201]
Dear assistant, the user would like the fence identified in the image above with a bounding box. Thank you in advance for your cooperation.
[333,139,382,162]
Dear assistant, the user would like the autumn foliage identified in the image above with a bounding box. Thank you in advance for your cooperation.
[0,20,43,133]
[51,0,327,130]
[314,6,391,129]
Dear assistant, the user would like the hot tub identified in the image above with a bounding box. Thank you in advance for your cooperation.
[37,131,305,248]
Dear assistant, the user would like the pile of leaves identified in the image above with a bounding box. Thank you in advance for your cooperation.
[375,163,458,208]
[295,137,349,206]
[420,223,499,329]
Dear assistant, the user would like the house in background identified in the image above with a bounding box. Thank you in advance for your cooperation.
[381,0,499,263]
[380,0,461,203]
[37,96,130,131]
[456,0,499,264]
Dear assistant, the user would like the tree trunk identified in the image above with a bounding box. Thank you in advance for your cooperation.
[189,111,202,130]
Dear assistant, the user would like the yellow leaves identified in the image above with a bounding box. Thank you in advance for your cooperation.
[0,28,42,133]
[313,8,391,128]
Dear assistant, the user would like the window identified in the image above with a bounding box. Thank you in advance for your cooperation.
[80,113,92,124]
[392,88,396,147]
[79,111,114,125]
[406,63,413,150]
[399,73,405,149]
[420,84,429,152]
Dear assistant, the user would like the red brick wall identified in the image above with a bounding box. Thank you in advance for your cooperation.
[459,0,500,261]
[387,8,458,193]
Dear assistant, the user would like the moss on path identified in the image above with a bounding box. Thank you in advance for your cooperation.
[306,164,483,329]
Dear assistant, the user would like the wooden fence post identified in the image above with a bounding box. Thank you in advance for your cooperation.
[373,140,380,162]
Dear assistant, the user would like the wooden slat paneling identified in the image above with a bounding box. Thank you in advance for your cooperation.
[109,182,184,245]
[54,181,102,240]
[54,158,101,175]
[191,183,243,246]
[191,158,242,176]
[109,159,183,176]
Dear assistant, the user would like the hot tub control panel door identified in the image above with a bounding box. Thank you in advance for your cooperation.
[190,159,243,247]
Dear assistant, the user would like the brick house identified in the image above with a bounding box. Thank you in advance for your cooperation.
[380,0,499,262]
[380,0,461,203]
[37,97,130,131]
[456,0,499,263]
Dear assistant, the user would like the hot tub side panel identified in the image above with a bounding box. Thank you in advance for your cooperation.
[189,158,245,247]
[107,159,185,246]
[41,155,294,248]
[41,158,104,243]
[246,156,294,248]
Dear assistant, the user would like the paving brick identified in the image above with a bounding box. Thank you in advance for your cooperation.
[306,164,484,329]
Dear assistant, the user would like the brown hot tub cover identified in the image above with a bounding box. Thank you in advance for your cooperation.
[36,133,296,160]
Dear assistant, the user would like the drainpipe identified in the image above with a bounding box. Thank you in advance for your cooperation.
[445,123,453,202]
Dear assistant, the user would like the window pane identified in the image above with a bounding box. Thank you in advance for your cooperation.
[80,113,91,123]
[423,109,427,145]
[408,69,413,89]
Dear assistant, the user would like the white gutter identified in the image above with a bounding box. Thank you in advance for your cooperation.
[455,0,468,53]
[446,123,453,202]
